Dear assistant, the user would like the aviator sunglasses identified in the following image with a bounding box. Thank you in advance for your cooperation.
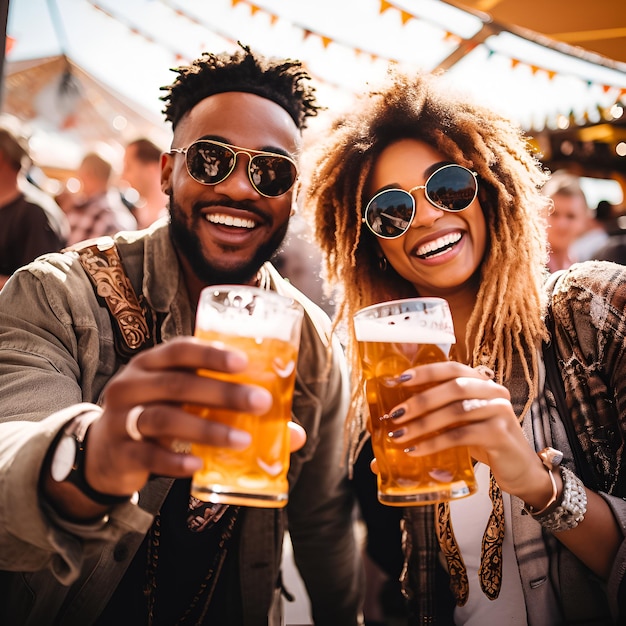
[170,139,298,198]
[363,164,478,239]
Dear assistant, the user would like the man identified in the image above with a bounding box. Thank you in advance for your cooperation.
[542,170,589,272]
[0,46,363,625]
[121,137,169,228]
[61,151,137,245]
[0,126,68,290]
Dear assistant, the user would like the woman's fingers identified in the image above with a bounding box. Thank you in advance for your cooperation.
[394,360,493,388]
[388,375,510,426]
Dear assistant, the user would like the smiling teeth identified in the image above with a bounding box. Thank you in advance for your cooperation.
[207,214,255,229]
[416,232,462,257]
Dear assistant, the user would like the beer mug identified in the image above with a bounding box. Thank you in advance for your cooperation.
[353,297,477,505]
[189,285,303,507]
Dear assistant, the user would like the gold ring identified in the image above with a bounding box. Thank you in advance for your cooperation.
[125,405,145,441]
[171,439,192,454]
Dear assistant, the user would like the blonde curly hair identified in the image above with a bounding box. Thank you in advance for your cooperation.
[302,70,552,457]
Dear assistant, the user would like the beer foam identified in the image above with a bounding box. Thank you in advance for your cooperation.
[196,286,303,342]
[196,308,300,342]
[354,311,455,344]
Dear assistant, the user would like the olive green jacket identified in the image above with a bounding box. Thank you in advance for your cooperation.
[0,220,363,625]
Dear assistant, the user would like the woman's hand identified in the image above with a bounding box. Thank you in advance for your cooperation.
[376,361,548,503]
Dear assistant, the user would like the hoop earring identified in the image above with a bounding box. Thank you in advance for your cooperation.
[378,256,388,272]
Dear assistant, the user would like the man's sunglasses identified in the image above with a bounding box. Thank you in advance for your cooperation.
[170,139,298,198]
[363,164,478,239]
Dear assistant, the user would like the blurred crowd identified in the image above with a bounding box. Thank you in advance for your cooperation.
[3,119,624,300]
[0,125,171,291]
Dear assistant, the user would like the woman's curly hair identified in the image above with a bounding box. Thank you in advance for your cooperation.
[161,43,320,131]
[302,70,551,455]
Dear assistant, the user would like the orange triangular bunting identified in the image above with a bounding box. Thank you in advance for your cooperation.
[400,10,412,24]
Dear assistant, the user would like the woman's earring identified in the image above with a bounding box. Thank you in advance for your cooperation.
[378,256,388,272]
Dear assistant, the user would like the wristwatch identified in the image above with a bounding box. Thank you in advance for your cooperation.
[50,418,131,507]
[523,446,587,533]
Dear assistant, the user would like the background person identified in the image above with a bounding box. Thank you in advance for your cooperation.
[59,151,137,245]
[0,46,363,626]
[591,200,626,265]
[541,170,589,272]
[0,126,67,290]
[569,198,613,262]
[304,70,626,625]
[121,137,169,228]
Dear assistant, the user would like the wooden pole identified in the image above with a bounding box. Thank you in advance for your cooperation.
[0,0,9,110]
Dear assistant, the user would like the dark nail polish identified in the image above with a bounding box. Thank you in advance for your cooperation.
[394,373,412,383]
[404,446,416,453]
[389,407,405,420]
[378,413,392,422]
[388,428,405,439]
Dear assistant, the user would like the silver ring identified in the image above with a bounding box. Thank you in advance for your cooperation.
[125,405,145,441]
[462,398,489,412]
[474,365,495,380]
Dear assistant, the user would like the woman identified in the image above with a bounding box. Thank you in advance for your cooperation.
[303,72,626,624]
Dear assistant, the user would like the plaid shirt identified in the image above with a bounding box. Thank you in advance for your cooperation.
[402,261,626,625]
[66,192,132,246]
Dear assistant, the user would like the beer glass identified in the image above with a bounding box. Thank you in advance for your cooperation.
[189,285,303,507]
[353,297,477,505]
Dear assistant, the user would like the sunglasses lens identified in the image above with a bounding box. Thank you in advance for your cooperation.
[426,165,477,211]
[250,155,297,197]
[365,190,415,238]
[186,142,234,184]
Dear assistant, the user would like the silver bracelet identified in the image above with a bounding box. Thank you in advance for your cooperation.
[532,466,587,533]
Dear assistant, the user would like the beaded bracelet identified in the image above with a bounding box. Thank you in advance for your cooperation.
[523,447,587,533]
[532,467,587,533]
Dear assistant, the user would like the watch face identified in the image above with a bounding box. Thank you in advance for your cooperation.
[51,435,76,483]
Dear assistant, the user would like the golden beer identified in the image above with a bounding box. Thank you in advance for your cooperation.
[189,286,303,508]
[354,298,477,505]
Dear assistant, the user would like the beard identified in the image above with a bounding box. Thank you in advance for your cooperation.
[168,190,289,286]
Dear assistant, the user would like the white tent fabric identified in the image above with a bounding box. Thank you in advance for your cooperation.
[4,0,626,166]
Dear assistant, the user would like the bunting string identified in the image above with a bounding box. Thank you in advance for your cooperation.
[87,0,626,126]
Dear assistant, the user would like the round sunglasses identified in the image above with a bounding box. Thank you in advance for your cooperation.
[170,139,298,198]
[363,164,478,239]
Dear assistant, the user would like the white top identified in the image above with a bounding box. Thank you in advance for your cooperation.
[449,462,528,625]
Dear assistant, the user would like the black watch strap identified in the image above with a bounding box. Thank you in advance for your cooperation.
[65,419,131,507]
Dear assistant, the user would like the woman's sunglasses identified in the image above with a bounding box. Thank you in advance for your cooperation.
[363,164,478,239]
[170,139,298,198]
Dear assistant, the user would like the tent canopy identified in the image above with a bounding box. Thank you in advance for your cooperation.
[3,54,169,146]
[450,0,626,66]
[4,0,626,184]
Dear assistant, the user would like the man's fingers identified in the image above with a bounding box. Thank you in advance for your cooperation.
[288,421,306,452]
